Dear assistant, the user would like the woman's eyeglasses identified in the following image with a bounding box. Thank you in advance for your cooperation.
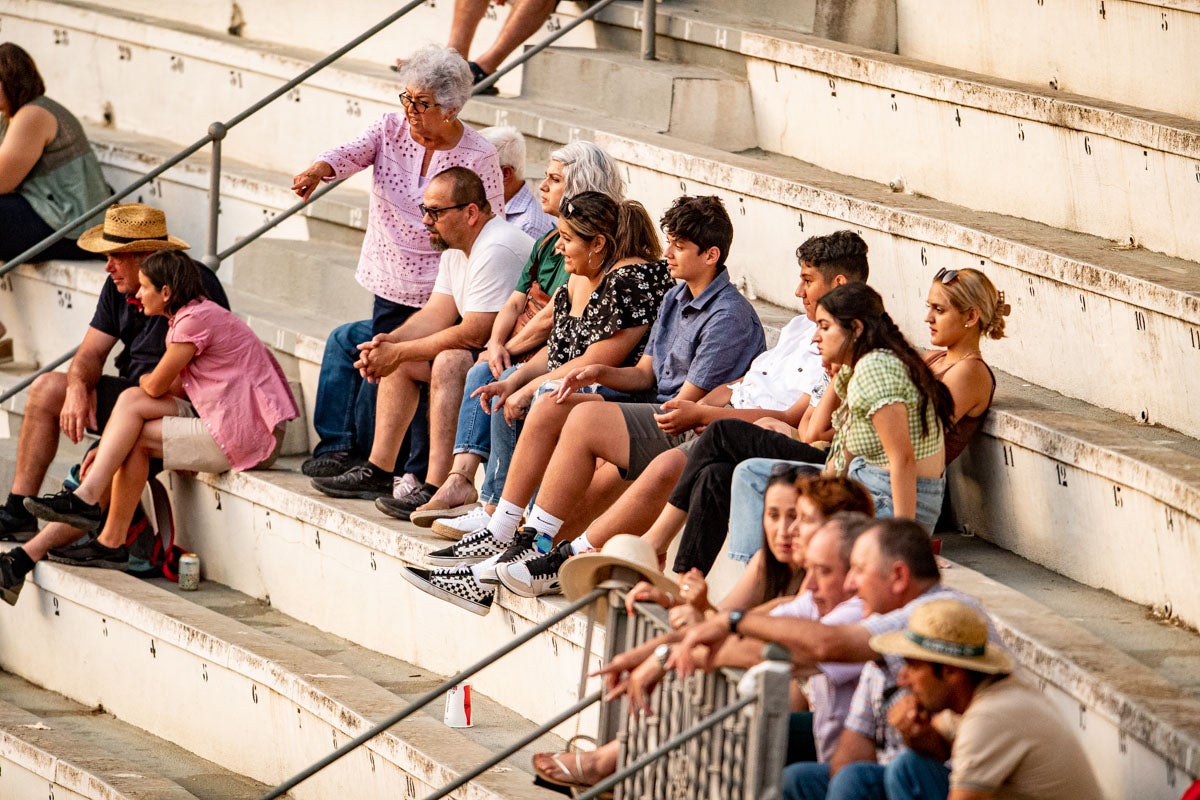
[399,92,440,113]
[934,267,960,284]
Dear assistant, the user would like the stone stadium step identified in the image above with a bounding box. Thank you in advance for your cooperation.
[226,238,370,329]
[0,554,565,800]
[155,461,1199,796]
[20,0,1200,265]
[951,369,1200,630]
[0,673,269,800]
[895,0,1200,122]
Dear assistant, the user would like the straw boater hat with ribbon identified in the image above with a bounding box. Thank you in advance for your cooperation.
[76,204,190,254]
[561,534,680,618]
[870,598,1014,675]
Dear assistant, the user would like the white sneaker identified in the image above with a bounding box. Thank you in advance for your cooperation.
[392,472,422,501]
[431,505,490,541]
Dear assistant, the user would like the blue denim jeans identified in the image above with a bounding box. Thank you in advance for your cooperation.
[455,361,519,457]
[310,297,429,477]
[847,457,945,533]
[783,761,887,800]
[728,457,824,562]
[883,749,951,800]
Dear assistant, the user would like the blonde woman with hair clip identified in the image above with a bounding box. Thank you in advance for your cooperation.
[922,267,1011,464]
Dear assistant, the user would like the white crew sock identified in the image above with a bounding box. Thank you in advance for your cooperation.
[570,531,595,555]
[526,505,564,539]
[488,499,525,542]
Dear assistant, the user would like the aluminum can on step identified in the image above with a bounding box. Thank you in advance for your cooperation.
[178,553,200,591]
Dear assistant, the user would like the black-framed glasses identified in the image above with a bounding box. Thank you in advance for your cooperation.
[419,202,469,222]
[399,91,440,113]
[934,267,960,284]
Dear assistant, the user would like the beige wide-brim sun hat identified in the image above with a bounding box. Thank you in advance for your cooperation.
[561,534,680,618]
[76,203,190,254]
[870,598,1014,675]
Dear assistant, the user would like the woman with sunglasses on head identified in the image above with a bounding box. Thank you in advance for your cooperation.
[409,192,672,527]
[804,283,954,530]
[923,267,1010,463]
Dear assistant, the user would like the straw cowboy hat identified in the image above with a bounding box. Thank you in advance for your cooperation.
[76,203,190,254]
[561,534,680,618]
[870,598,1014,675]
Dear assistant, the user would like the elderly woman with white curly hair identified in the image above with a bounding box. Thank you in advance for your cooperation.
[293,44,505,484]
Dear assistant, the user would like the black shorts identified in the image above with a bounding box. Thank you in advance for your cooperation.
[90,375,138,435]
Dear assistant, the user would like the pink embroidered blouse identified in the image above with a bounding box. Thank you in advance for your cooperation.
[316,114,504,307]
[168,299,300,471]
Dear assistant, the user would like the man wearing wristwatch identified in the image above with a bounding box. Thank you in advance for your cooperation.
[670,519,1011,800]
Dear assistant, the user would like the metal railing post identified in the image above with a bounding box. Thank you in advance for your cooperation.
[745,643,793,800]
[641,0,657,60]
[205,122,228,271]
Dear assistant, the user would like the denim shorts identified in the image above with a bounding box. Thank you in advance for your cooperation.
[847,457,944,532]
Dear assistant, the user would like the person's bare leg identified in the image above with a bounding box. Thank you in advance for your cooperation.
[521,403,632,522]
[496,393,602,508]
[21,521,92,561]
[641,503,688,560]
[583,448,689,548]
[447,0,491,58]
[74,391,177,505]
[558,462,628,540]
[427,350,475,487]
[95,421,161,549]
[533,741,619,786]
[367,361,430,472]
[10,372,69,496]
[420,452,482,510]
[472,0,559,74]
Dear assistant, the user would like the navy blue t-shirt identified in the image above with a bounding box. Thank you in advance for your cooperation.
[88,259,230,380]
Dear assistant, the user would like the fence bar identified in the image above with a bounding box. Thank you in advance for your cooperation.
[204,124,227,270]
[576,694,755,800]
[641,0,657,60]
[257,587,605,800]
[473,0,621,94]
[215,179,345,263]
[0,347,78,406]
[422,690,603,800]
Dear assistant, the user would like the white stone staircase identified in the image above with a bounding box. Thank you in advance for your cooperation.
[1,0,1199,796]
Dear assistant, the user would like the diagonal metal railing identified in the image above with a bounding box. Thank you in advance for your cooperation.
[0,0,658,406]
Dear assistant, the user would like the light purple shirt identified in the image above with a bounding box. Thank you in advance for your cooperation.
[772,592,868,762]
[771,592,865,762]
[504,183,556,240]
[316,114,505,307]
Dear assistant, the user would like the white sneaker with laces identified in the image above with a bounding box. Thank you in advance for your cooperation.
[393,472,422,501]
[431,505,490,541]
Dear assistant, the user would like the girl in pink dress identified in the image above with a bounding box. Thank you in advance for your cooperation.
[25,251,299,568]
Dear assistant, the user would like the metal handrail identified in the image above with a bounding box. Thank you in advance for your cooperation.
[576,694,757,800]
[0,347,78,406]
[255,587,606,800]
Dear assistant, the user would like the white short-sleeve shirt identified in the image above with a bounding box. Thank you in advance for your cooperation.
[432,216,532,314]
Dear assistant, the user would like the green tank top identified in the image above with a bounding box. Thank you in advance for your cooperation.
[1,96,110,238]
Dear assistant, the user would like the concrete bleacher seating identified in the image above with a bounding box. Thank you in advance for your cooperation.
[1,0,1199,795]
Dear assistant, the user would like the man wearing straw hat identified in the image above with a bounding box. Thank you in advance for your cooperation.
[0,204,226,599]
[870,599,1101,800]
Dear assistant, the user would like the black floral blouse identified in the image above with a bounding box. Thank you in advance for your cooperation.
[546,260,675,370]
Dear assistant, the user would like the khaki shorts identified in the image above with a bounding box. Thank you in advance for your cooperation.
[617,403,694,480]
[162,399,232,473]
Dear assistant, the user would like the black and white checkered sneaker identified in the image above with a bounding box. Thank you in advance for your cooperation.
[399,566,494,615]
[476,527,545,584]
[497,540,571,597]
[426,527,509,568]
